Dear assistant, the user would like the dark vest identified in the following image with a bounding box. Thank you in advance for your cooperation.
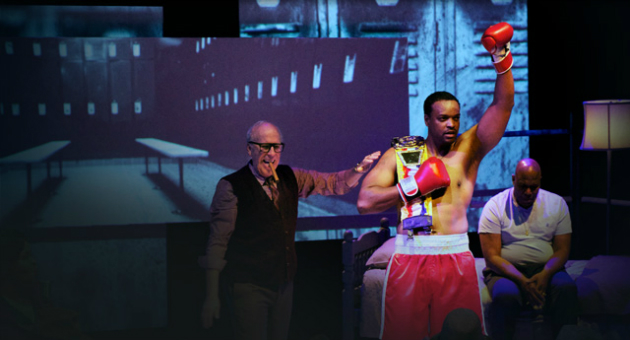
[222,164,299,288]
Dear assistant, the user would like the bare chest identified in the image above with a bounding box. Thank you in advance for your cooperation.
[429,154,477,233]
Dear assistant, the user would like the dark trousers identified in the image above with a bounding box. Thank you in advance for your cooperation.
[224,281,294,340]
[484,264,578,340]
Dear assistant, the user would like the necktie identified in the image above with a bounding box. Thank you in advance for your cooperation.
[265,177,280,209]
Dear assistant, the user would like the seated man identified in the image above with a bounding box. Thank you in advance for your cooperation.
[478,158,578,340]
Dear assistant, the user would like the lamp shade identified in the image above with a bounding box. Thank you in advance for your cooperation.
[580,99,630,150]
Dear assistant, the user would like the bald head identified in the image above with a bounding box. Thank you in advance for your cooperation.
[515,158,541,177]
[247,120,283,143]
[512,158,542,209]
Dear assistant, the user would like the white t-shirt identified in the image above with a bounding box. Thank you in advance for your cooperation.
[478,188,572,266]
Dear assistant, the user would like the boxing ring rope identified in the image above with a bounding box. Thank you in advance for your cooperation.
[502,128,569,137]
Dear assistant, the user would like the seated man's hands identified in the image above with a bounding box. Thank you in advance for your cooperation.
[521,277,546,309]
[529,271,550,295]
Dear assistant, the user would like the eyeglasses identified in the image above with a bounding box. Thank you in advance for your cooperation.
[248,142,285,153]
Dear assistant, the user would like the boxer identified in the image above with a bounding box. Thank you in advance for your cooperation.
[357,22,515,339]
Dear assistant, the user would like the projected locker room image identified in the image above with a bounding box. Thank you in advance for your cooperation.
[0,37,408,229]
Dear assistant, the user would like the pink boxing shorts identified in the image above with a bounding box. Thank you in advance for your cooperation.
[380,233,484,340]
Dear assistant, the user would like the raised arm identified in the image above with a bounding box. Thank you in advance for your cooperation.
[476,22,516,157]
[357,148,400,214]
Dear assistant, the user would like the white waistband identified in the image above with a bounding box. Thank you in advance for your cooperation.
[394,233,470,255]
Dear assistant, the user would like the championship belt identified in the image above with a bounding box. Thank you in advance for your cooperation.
[392,136,433,235]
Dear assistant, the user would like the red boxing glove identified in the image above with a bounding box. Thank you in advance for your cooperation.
[481,22,514,74]
[397,157,450,203]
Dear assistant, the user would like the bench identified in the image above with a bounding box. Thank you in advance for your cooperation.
[135,138,209,189]
[0,140,71,195]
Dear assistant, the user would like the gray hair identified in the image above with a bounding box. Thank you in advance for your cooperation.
[246,120,283,142]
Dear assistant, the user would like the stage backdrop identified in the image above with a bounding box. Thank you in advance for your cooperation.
[0,2,531,334]
[0,37,408,229]
[239,0,531,231]
[1,1,529,234]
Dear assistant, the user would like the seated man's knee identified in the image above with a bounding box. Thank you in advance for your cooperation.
[557,281,577,297]
[551,272,578,297]
[492,291,521,309]
[491,278,521,308]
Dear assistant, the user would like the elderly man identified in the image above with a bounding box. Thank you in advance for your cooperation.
[200,120,380,340]
[478,158,578,340]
